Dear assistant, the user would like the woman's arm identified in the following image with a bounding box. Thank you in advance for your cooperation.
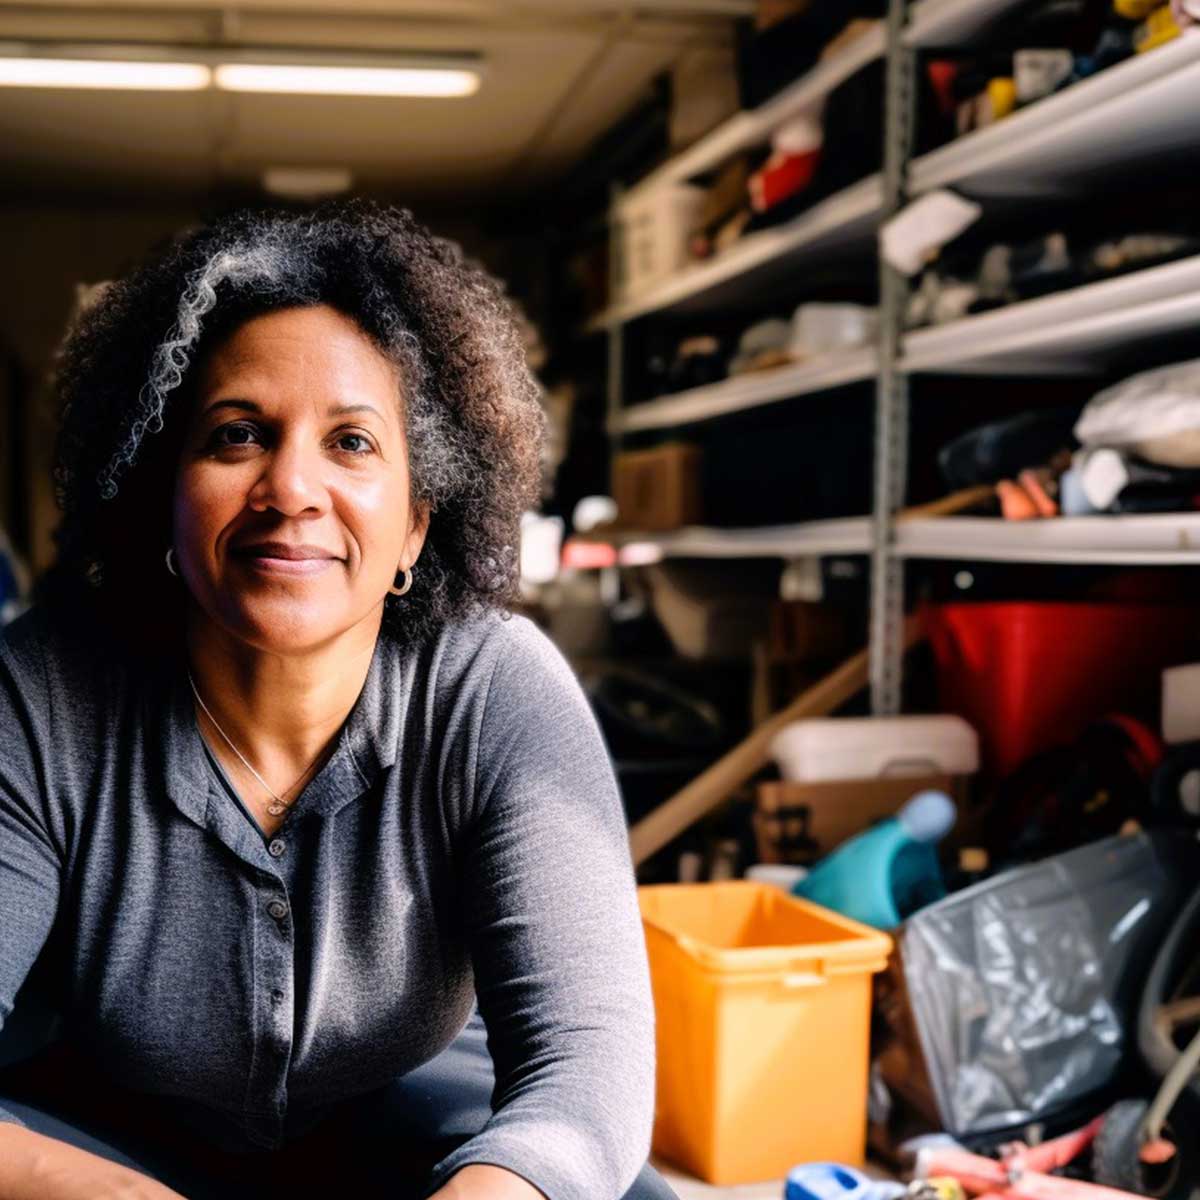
[0,1124,190,1200]
[0,622,186,1199]
[431,1163,546,1199]
[423,616,655,1200]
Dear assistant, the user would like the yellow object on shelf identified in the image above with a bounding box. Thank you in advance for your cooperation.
[1134,5,1182,51]
[987,77,1018,121]
[1114,0,1162,18]
[638,881,892,1185]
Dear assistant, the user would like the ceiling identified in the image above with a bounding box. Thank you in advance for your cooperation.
[0,0,752,203]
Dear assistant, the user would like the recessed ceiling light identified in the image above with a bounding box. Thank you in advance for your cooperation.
[262,167,354,199]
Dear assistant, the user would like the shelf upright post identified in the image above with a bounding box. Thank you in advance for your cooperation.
[606,180,626,466]
[603,180,627,607]
[870,0,916,715]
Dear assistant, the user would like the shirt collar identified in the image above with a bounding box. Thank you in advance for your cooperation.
[159,632,401,835]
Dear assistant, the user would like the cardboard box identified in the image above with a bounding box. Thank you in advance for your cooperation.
[612,444,703,531]
[754,775,964,865]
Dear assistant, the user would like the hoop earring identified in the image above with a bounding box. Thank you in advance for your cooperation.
[165,548,179,577]
[388,566,414,597]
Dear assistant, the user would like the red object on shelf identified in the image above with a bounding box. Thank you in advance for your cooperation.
[924,601,1200,778]
[560,538,618,570]
[748,148,821,213]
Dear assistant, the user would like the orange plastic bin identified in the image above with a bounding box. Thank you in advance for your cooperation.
[639,881,891,1186]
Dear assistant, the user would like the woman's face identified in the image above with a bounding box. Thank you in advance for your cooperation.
[172,303,428,654]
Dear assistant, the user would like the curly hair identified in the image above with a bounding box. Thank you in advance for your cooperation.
[39,198,546,653]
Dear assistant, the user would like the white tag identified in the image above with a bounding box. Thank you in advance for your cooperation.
[879,190,983,277]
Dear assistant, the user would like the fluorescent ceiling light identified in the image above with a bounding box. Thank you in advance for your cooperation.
[0,56,210,90]
[0,43,482,97]
[215,63,480,97]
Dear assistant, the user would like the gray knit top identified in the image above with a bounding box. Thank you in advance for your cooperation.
[0,605,655,1199]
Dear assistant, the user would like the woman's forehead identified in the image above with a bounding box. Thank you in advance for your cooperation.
[195,305,402,405]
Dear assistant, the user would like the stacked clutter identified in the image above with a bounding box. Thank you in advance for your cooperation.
[614,2,902,306]
[636,715,978,1187]
[729,304,878,376]
[687,110,826,264]
[642,302,878,401]
[756,715,978,925]
[936,406,1079,520]
[926,0,1187,142]
[640,651,1200,1192]
[856,629,1200,1189]
[906,222,1200,330]
[734,1,885,110]
[930,361,1200,521]
[1068,358,1200,515]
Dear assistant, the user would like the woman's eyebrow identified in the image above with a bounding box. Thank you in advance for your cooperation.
[328,403,384,419]
[201,399,384,419]
[203,398,260,416]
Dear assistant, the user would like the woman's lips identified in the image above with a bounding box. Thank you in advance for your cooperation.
[242,555,334,576]
[232,542,341,576]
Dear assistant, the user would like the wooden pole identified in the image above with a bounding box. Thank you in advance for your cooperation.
[895,484,995,523]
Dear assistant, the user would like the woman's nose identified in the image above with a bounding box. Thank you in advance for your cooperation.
[247,438,329,516]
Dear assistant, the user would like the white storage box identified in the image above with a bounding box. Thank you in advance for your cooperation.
[769,715,979,782]
[615,184,706,301]
[790,303,878,358]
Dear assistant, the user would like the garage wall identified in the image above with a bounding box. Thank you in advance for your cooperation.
[0,203,202,571]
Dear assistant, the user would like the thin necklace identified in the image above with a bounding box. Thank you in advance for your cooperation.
[187,669,313,817]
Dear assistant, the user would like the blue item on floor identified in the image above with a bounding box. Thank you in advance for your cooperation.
[792,790,955,929]
[785,1163,906,1200]
[785,1163,873,1200]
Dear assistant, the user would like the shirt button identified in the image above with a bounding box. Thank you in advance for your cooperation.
[270,989,284,1003]
[268,839,286,858]
[267,898,288,920]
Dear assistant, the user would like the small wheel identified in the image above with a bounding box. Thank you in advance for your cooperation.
[1093,1099,1194,1200]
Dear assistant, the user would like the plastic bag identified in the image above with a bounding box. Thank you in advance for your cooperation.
[1074,358,1200,467]
[900,832,1194,1138]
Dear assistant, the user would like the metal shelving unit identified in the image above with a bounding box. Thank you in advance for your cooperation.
[594,4,1200,714]
[609,347,877,433]
[911,32,1200,196]
[586,175,881,331]
[599,519,873,564]
[592,514,1200,568]
[607,250,1200,435]
[897,514,1200,564]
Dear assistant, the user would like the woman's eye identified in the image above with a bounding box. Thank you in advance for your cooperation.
[334,432,373,454]
[209,422,260,449]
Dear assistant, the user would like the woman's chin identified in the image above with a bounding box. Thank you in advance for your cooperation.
[211,594,366,655]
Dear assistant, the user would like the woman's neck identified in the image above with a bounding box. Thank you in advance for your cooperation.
[184,608,382,782]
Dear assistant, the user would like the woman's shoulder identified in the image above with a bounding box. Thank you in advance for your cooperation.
[414,608,576,696]
[0,602,131,716]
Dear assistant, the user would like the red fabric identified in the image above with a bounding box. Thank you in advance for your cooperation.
[924,601,1200,778]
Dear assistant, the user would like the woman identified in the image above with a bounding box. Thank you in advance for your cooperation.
[0,200,672,1200]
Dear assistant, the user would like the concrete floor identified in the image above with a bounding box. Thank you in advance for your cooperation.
[652,1157,785,1199]
[652,1154,894,1199]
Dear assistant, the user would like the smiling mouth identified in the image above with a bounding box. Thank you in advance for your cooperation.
[232,542,342,576]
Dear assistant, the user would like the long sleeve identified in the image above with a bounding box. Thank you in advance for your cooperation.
[423,617,655,1200]
[0,617,65,1127]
